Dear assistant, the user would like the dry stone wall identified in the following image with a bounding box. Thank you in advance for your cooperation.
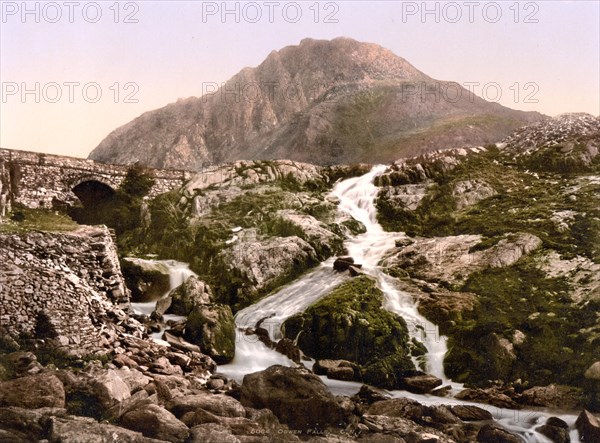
[0,225,133,355]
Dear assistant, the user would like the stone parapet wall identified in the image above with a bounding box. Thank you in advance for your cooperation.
[0,225,131,352]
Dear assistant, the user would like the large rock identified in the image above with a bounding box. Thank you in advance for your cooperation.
[184,304,236,364]
[454,388,519,409]
[167,393,246,419]
[0,373,65,409]
[121,257,171,302]
[0,406,66,442]
[221,235,319,308]
[519,384,583,410]
[453,180,497,210]
[167,276,213,316]
[576,410,600,442]
[240,365,347,430]
[476,424,522,443]
[333,256,355,272]
[449,405,493,421]
[283,276,415,389]
[585,361,600,380]
[313,359,359,382]
[398,373,443,394]
[120,404,189,443]
[47,415,165,443]
[66,369,131,420]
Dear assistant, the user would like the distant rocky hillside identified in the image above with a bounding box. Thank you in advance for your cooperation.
[89,37,544,169]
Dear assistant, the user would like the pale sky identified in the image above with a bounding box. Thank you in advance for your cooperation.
[1,0,599,158]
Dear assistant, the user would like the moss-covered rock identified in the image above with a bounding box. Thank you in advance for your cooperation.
[184,304,236,364]
[283,276,415,389]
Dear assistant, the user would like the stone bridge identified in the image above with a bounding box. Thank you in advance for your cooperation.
[0,148,191,214]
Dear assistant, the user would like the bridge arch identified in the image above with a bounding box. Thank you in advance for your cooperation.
[69,175,119,207]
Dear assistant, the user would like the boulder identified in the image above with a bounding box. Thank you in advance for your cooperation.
[120,404,189,443]
[47,414,165,442]
[476,424,522,443]
[166,393,246,419]
[240,365,347,430]
[367,398,426,423]
[536,423,570,443]
[398,373,443,394]
[449,405,493,421]
[313,359,359,382]
[333,256,355,272]
[188,423,239,443]
[520,384,583,410]
[162,331,202,354]
[184,304,236,364]
[585,361,600,380]
[66,369,131,420]
[0,406,66,441]
[576,410,600,442]
[0,373,65,409]
[352,385,390,405]
[274,338,301,363]
[455,388,519,409]
[168,276,213,316]
[121,258,171,303]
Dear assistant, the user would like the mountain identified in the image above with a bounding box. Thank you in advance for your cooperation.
[89,37,546,170]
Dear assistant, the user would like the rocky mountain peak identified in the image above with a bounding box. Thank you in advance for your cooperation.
[89,37,544,170]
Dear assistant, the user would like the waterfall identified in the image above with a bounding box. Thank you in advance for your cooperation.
[219,166,580,442]
[130,259,196,319]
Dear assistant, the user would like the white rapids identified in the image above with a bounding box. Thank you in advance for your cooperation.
[218,166,581,442]
[130,259,196,344]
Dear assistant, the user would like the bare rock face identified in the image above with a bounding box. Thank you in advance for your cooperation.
[476,424,522,443]
[89,37,543,169]
[221,235,318,303]
[240,365,347,431]
[452,180,497,210]
[382,232,542,286]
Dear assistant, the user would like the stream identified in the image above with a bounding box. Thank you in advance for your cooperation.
[136,168,581,442]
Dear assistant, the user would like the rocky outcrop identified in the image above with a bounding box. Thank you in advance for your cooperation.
[184,304,236,364]
[221,235,319,306]
[283,276,417,389]
[576,410,600,442]
[120,404,189,442]
[183,160,323,194]
[313,359,360,382]
[452,180,497,210]
[382,232,542,286]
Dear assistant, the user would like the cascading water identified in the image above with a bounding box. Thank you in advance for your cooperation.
[220,167,580,442]
[129,259,196,342]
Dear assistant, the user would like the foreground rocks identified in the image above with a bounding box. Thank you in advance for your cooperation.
[240,365,348,431]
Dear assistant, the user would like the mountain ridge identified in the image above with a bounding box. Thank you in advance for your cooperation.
[89,37,546,169]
